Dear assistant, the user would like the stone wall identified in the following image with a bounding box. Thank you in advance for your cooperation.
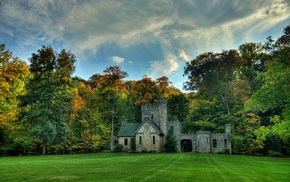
[175,124,232,154]
[195,131,211,153]
[118,137,132,151]
[211,133,231,154]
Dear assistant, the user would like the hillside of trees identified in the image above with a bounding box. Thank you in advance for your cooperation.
[1,24,289,156]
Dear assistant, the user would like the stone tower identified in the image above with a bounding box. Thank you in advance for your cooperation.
[141,98,167,135]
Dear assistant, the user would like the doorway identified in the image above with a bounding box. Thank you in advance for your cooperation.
[181,139,192,152]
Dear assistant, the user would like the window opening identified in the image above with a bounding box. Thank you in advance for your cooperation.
[212,139,217,147]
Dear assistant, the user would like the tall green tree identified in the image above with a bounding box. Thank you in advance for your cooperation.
[184,50,242,115]
[237,42,266,97]
[167,91,189,122]
[164,127,177,152]
[22,46,75,154]
[245,24,290,155]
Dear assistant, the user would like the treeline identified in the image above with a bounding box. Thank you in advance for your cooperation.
[0,45,188,155]
[184,24,290,156]
[1,24,289,156]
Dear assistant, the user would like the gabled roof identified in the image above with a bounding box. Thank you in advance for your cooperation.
[117,123,141,137]
[134,117,164,136]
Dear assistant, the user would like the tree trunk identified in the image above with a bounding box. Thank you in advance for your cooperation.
[42,141,47,155]
[222,76,231,115]
[62,142,66,155]
[110,104,115,152]
[110,112,114,152]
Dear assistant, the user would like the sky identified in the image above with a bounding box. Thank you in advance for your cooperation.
[1,0,290,91]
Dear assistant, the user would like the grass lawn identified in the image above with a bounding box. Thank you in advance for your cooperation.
[0,153,290,182]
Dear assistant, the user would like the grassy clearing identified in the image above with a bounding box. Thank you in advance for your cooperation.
[0,153,290,182]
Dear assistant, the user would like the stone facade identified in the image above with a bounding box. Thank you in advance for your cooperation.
[174,124,232,153]
[135,120,164,152]
[118,136,131,151]
[117,99,232,154]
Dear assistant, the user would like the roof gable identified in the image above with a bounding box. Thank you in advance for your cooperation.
[135,117,164,135]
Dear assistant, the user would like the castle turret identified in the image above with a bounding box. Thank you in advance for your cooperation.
[225,123,232,154]
[141,98,167,135]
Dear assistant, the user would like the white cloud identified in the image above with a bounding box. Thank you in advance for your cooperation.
[180,50,190,62]
[111,56,125,63]
[1,0,290,89]
[150,53,180,78]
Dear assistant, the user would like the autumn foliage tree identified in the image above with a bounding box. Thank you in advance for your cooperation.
[0,44,31,155]
[95,66,128,151]
[131,76,161,105]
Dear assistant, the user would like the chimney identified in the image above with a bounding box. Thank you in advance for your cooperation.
[225,123,231,134]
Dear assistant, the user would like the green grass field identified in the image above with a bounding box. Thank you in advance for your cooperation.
[0,153,290,182]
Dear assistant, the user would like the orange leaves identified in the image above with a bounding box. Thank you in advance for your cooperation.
[131,77,160,105]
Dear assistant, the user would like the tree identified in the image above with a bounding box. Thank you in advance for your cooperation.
[0,44,30,126]
[164,128,177,152]
[22,46,75,154]
[96,66,128,152]
[167,91,189,122]
[131,76,161,105]
[238,42,265,93]
[156,76,172,97]
[246,25,290,139]
[184,50,242,115]
[0,44,31,155]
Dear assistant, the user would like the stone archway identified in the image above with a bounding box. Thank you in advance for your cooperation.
[181,139,192,152]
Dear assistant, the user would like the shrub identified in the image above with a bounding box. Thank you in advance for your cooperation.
[113,144,123,152]
[267,150,283,157]
[220,148,230,154]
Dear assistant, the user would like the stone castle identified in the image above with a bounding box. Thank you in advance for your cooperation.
[117,98,232,153]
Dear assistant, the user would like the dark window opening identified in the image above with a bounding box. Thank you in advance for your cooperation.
[151,114,154,119]
[124,138,128,146]
[212,139,217,147]
[224,139,227,147]
[139,136,142,144]
[153,136,155,144]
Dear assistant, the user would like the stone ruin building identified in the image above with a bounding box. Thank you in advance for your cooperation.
[117,98,232,153]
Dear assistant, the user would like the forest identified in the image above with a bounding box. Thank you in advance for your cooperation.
[0,24,289,156]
